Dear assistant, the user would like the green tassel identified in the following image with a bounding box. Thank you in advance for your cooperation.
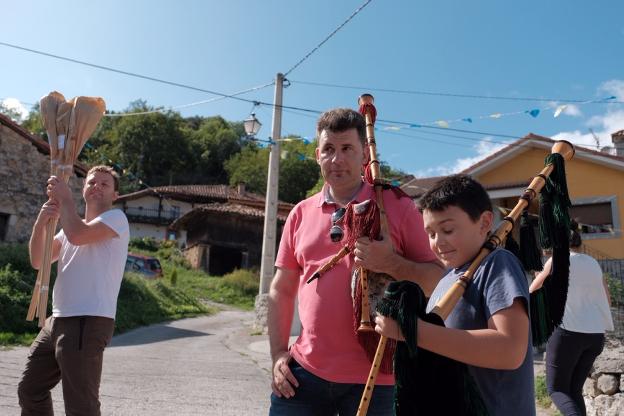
[533,152,571,344]
[519,210,543,272]
[504,234,520,258]
[376,281,488,415]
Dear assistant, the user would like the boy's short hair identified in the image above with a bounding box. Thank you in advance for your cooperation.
[419,174,492,221]
[316,108,366,146]
[86,165,120,192]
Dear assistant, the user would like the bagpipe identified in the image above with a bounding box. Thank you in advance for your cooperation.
[26,92,105,327]
[306,94,409,375]
[357,136,575,415]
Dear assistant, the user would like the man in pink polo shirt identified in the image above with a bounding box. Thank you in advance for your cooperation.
[268,108,443,415]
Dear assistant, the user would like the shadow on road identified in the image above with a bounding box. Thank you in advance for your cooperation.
[109,325,212,347]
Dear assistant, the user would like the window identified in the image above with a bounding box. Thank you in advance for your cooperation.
[0,213,9,241]
[570,196,620,239]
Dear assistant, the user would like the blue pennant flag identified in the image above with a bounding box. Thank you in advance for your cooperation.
[462,118,473,123]
[527,109,540,118]
[409,123,422,128]
[391,180,400,187]
[297,153,306,161]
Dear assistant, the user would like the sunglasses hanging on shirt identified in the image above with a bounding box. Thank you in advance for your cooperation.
[329,207,347,242]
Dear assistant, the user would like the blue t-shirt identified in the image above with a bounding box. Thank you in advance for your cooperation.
[426,248,535,416]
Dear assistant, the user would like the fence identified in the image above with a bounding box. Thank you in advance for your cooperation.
[580,245,624,339]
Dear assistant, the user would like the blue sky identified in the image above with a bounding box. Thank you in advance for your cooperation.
[2,1,624,177]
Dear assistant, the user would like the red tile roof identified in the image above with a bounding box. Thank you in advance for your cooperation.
[117,184,293,213]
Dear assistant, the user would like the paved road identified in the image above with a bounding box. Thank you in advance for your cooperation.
[1,309,553,415]
[0,310,273,415]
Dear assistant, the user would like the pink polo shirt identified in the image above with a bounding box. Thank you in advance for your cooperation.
[275,182,436,384]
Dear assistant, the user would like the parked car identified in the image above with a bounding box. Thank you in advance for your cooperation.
[125,253,163,279]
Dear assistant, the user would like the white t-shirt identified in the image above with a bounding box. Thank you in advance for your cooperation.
[561,252,614,333]
[52,209,129,319]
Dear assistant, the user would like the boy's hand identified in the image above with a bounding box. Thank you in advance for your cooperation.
[374,314,405,341]
[46,176,72,204]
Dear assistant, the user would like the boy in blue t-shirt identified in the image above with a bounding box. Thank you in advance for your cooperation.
[375,174,535,416]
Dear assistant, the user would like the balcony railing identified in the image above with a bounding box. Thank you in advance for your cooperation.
[123,207,180,225]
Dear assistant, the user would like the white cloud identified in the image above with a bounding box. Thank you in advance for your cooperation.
[1,97,27,120]
[599,79,624,101]
[552,79,624,151]
[553,109,624,150]
[414,137,508,177]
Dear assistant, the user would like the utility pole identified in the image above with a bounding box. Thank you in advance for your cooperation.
[255,73,284,330]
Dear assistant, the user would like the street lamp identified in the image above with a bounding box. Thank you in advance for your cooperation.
[244,113,262,138]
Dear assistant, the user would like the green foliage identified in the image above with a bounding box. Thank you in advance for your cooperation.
[0,101,24,121]
[20,103,45,137]
[129,237,160,252]
[535,375,553,409]
[0,243,33,275]
[114,274,209,334]
[188,116,243,184]
[306,176,324,198]
[221,269,259,297]
[0,266,41,335]
[170,268,178,286]
[225,137,320,204]
[606,273,624,304]
[225,145,269,195]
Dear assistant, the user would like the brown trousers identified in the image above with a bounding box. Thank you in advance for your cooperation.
[18,316,115,416]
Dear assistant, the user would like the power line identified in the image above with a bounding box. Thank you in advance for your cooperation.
[283,0,373,76]
[290,79,624,104]
[0,41,273,105]
[0,41,329,115]
[105,82,273,117]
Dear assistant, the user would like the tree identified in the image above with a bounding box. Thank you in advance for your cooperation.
[20,103,45,138]
[188,116,243,184]
[112,105,193,189]
[0,101,24,122]
[225,136,320,204]
[224,144,268,195]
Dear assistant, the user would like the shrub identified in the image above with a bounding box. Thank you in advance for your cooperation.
[220,269,259,297]
[129,237,160,252]
[0,265,41,335]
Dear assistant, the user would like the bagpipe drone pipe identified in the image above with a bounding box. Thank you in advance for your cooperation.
[358,139,575,416]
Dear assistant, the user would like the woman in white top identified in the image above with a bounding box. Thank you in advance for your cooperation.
[530,225,613,416]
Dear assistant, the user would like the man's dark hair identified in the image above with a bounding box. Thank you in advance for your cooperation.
[316,108,366,146]
[418,174,492,221]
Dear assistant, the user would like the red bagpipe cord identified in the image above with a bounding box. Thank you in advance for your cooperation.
[343,200,395,374]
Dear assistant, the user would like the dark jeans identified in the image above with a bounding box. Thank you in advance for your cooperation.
[546,327,605,416]
[18,316,115,416]
[269,359,394,416]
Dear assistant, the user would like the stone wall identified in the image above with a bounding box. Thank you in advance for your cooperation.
[0,124,83,243]
[583,340,624,415]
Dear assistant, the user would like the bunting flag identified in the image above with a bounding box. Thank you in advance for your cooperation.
[378,95,616,132]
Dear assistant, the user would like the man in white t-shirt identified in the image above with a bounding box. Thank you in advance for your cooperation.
[18,165,129,416]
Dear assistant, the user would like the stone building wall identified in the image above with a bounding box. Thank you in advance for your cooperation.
[0,123,84,243]
[583,341,624,415]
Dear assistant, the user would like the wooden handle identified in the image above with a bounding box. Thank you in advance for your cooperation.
[430,139,575,321]
[357,335,388,416]
[358,267,374,332]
